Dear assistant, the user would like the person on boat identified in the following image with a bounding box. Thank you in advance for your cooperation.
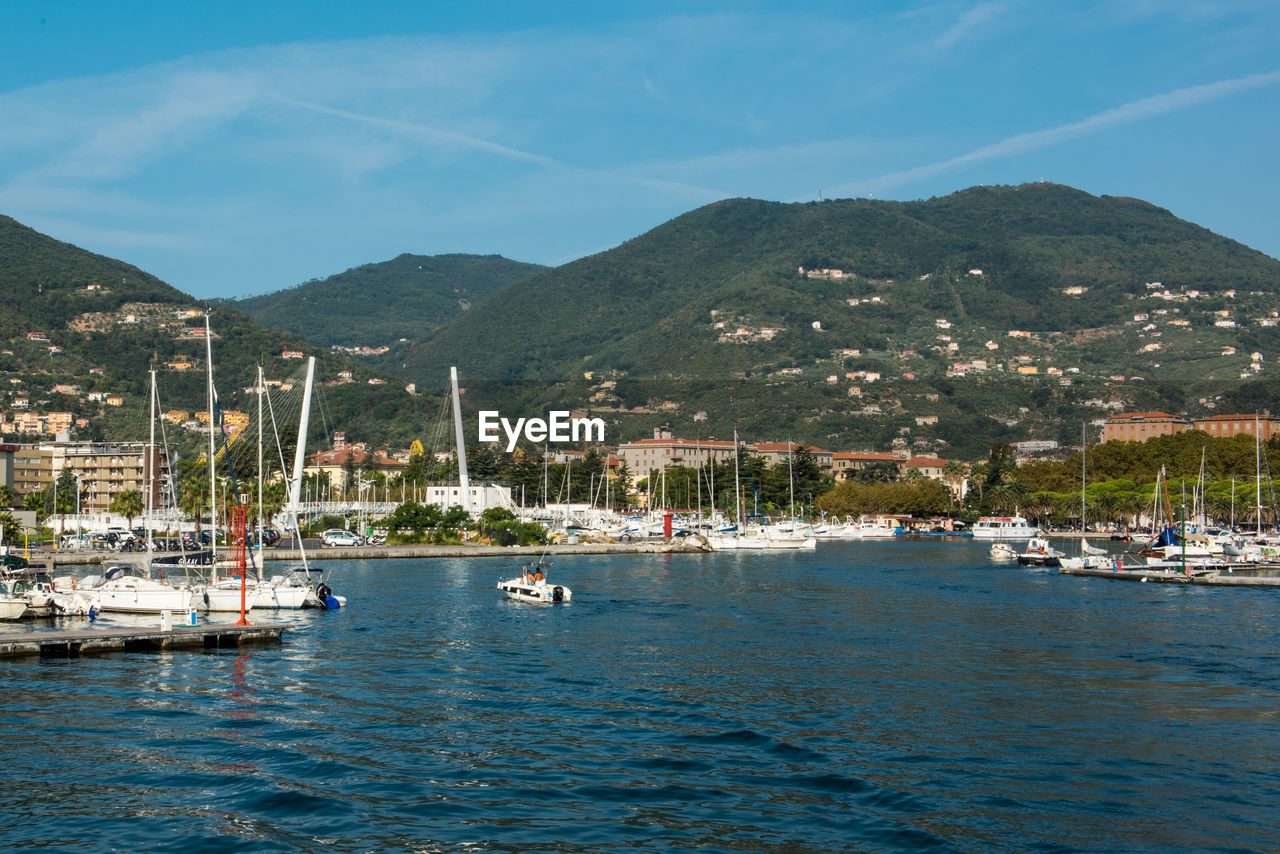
[532,566,545,583]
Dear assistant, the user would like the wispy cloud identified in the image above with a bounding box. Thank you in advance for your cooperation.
[830,69,1280,197]
[273,96,560,168]
[935,2,1005,50]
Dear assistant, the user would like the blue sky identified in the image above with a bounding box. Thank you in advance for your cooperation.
[2,1,1278,299]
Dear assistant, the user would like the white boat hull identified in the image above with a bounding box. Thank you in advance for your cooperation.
[0,597,28,620]
[200,578,317,611]
[93,576,193,614]
[497,578,571,604]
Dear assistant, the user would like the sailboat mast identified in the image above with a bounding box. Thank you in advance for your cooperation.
[1257,414,1263,538]
[256,365,265,582]
[146,369,156,570]
[287,357,315,519]
[1081,424,1087,536]
[733,430,742,532]
[205,315,217,570]
[450,367,472,515]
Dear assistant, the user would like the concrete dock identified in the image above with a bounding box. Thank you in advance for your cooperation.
[0,623,287,660]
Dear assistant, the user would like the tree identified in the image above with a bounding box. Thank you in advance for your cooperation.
[0,484,13,508]
[109,489,143,528]
[0,510,22,545]
[179,471,208,532]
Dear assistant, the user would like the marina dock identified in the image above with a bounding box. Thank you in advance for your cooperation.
[1059,565,1280,587]
[0,623,287,660]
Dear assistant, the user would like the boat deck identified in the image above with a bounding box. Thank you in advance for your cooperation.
[0,623,287,659]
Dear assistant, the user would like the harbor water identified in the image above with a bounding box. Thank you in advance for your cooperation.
[3,540,1279,852]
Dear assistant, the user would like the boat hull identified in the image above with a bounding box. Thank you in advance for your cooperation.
[497,578,571,604]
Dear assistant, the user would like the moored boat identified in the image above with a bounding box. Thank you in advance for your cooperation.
[971,515,1038,540]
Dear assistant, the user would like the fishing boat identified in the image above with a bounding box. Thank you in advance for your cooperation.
[496,561,571,604]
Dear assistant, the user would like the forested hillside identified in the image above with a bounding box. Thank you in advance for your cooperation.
[229,253,545,348]
[0,216,434,453]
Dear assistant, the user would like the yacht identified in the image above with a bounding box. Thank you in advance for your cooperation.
[971,515,1039,541]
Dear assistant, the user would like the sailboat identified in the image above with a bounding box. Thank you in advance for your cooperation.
[704,432,815,551]
[87,367,194,616]
[201,357,336,611]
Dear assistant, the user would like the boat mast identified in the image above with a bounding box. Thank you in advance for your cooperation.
[450,367,472,516]
[256,365,265,582]
[205,314,217,573]
[1080,423,1087,547]
[287,356,316,527]
[1257,414,1263,538]
[146,368,157,572]
[788,440,795,519]
[733,429,742,534]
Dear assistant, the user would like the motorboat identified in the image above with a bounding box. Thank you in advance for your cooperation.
[848,516,899,539]
[497,561,571,604]
[971,515,1038,540]
[1016,536,1062,568]
[0,582,28,620]
[989,542,1018,561]
[4,570,99,618]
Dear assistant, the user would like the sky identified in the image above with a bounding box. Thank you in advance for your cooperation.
[2,1,1278,300]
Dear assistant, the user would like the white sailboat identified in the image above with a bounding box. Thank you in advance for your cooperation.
[705,432,816,551]
[201,357,331,611]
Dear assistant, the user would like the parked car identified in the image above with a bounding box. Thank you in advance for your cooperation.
[320,529,363,548]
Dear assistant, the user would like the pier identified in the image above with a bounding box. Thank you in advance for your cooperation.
[0,623,287,660]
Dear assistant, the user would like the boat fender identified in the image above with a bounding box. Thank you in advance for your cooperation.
[323,595,341,610]
[552,585,564,602]
[316,583,331,601]
[203,591,211,605]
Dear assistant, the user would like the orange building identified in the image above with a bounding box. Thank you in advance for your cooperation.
[1101,412,1190,443]
[1191,414,1279,441]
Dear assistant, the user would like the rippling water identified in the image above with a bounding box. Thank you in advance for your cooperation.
[3,541,1279,852]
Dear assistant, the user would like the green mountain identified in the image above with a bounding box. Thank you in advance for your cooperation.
[228,253,545,348]
[7,181,1280,463]
[0,215,432,452]
[392,183,1280,457]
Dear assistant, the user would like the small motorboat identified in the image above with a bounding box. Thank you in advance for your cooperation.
[989,542,1018,561]
[1016,536,1062,568]
[497,561,571,604]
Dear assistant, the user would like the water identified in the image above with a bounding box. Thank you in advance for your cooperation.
[3,541,1279,852]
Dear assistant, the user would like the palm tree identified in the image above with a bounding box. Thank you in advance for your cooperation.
[109,489,143,529]
[179,472,208,533]
[942,460,967,505]
[0,484,14,508]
